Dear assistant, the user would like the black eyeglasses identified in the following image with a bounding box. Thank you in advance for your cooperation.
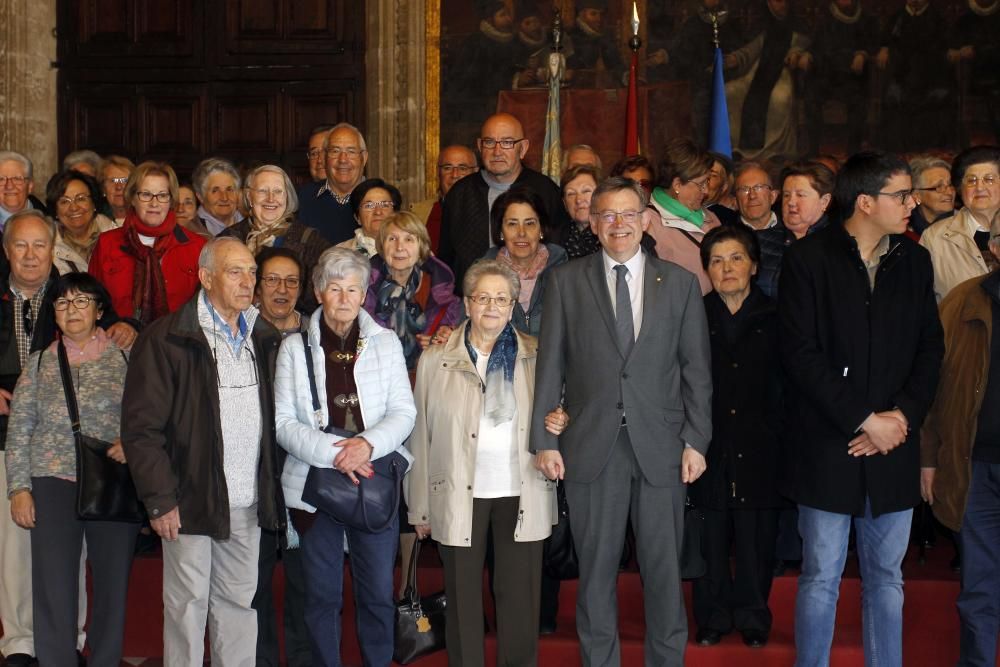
[22,298,33,336]
[876,190,916,205]
[479,138,525,150]
[260,275,302,290]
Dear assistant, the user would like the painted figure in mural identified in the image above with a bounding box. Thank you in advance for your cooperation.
[801,0,879,155]
[724,0,811,162]
[660,0,749,147]
[565,0,625,87]
[877,0,952,151]
[948,0,1000,143]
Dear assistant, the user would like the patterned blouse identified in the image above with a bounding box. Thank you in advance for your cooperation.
[4,340,128,496]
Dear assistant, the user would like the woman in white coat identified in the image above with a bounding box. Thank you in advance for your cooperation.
[274,247,416,667]
[407,259,564,667]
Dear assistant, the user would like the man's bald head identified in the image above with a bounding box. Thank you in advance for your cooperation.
[477,114,529,184]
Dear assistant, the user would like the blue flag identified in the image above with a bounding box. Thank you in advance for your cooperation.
[709,47,732,157]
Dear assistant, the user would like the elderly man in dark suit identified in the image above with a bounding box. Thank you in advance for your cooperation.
[532,176,713,666]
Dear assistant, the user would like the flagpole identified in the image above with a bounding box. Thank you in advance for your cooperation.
[541,9,565,182]
[623,1,641,156]
[708,11,732,157]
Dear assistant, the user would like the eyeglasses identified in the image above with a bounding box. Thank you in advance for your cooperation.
[306,149,324,160]
[962,174,998,188]
[108,176,129,186]
[53,296,96,311]
[735,184,773,196]
[596,210,640,225]
[252,187,285,199]
[361,200,395,211]
[915,183,955,194]
[479,138,525,150]
[439,163,476,174]
[0,175,27,188]
[325,147,364,158]
[56,194,92,207]
[468,294,513,308]
[22,299,32,336]
[260,275,302,290]
[136,191,171,203]
[876,189,917,205]
[684,178,710,191]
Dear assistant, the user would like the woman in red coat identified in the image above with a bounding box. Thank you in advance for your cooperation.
[89,161,205,324]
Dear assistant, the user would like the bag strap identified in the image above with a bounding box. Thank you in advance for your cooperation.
[675,227,702,248]
[300,330,323,424]
[404,535,422,605]
[56,339,82,436]
[358,454,404,533]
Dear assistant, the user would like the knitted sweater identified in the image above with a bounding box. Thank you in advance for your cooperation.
[5,341,128,495]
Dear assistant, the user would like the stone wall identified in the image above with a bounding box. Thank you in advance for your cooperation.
[0,0,58,187]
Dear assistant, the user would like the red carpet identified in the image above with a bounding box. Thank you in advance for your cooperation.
[113,542,980,666]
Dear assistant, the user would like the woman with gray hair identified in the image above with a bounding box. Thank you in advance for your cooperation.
[407,259,563,666]
[908,155,955,237]
[219,164,331,312]
[274,247,416,666]
[192,157,243,235]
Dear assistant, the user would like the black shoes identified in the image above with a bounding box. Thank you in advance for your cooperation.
[538,619,557,636]
[3,654,35,667]
[741,629,769,648]
[695,629,724,646]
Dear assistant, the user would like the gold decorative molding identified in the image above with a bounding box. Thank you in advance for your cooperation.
[424,0,441,199]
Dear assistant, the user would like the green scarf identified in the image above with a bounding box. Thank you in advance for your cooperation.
[652,187,705,228]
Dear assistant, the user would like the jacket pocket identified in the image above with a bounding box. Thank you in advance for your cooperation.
[429,474,448,496]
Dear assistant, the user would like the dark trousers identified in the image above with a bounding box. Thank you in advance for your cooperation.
[300,510,398,667]
[438,496,542,667]
[30,477,139,667]
[564,428,687,667]
[692,506,778,634]
[957,461,1000,666]
[253,528,313,667]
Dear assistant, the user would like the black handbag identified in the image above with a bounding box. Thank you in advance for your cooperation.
[393,539,447,664]
[57,339,144,523]
[297,331,407,533]
[543,481,579,580]
[680,496,707,580]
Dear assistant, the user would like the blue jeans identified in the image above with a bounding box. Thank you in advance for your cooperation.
[300,510,399,667]
[794,499,911,667]
[957,461,1000,666]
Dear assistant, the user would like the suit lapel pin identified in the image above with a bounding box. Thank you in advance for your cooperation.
[656,275,662,282]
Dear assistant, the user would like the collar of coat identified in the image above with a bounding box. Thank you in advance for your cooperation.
[168,291,280,351]
[830,1,862,23]
[970,0,1000,18]
[437,320,537,372]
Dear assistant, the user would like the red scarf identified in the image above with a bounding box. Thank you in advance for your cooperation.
[122,208,178,325]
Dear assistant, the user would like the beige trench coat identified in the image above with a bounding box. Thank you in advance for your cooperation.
[405,321,557,547]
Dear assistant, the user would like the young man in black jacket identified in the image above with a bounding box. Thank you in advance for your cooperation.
[779,152,944,667]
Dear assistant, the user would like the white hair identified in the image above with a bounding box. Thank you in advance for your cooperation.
[312,247,371,294]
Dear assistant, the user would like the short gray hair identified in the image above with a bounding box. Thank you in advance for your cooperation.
[3,210,56,246]
[243,164,300,215]
[0,151,33,180]
[62,149,102,175]
[192,157,241,199]
[563,144,603,171]
[198,236,251,272]
[312,247,371,294]
[909,155,952,187]
[324,122,368,153]
[589,176,649,214]
[733,160,774,186]
[462,259,521,302]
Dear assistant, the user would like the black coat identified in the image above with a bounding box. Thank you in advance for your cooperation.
[438,168,568,294]
[121,295,286,541]
[690,287,783,510]
[778,223,943,517]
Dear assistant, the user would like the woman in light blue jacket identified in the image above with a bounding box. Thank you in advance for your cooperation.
[274,247,415,667]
